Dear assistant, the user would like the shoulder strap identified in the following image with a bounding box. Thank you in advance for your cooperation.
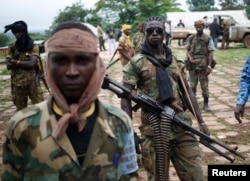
[172,56,198,119]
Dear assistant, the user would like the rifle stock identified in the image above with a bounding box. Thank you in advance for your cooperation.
[101,75,245,163]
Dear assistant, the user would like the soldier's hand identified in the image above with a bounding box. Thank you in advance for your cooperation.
[234,104,244,123]
[134,131,142,154]
[199,123,210,136]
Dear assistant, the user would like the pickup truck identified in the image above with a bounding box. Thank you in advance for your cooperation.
[168,11,250,48]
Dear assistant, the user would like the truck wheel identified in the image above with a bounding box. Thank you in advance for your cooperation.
[243,35,250,48]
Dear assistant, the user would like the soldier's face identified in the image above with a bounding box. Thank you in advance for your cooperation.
[49,52,97,102]
[195,24,204,34]
[13,31,24,39]
[145,21,164,45]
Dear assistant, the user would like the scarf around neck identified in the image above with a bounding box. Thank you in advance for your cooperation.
[141,41,174,104]
[45,28,106,139]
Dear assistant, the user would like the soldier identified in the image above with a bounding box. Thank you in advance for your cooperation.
[4,20,43,111]
[221,18,231,49]
[186,19,215,111]
[117,24,135,67]
[1,21,138,181]
[97,23,107,52]
[121,16,210,181]
[132,21,145,54]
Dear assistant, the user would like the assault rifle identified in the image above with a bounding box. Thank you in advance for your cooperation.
[35,56,51,95]
[106,48,119,69]
[102,75,245,163]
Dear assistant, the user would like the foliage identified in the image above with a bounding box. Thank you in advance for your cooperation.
[218,0,245,10]
[0,34,10,47]
[186,0,216,11]
[49,2,90,32]
[94,0,181,36]
[29,33,47,41]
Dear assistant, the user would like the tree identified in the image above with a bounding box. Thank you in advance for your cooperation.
[218,0,245,10]
[0,33,10,47]
[50,2,90,31]
[94,0,179,36]
[186,0,216,11]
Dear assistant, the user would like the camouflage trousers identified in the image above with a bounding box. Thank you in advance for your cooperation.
[139,111,204,181]
[188,69,209,98]
[12,82,44,111]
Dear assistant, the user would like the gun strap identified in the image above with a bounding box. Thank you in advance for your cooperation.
[172,56,198,120]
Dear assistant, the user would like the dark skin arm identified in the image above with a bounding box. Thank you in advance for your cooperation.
[234,104,244,123]
[6,55,39,70]
[120,82,134,119]
[186,50,212,75]
[178,78,210,135]
[118,49,135,61]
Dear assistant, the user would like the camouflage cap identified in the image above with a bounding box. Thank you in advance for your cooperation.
[194,19,205,26]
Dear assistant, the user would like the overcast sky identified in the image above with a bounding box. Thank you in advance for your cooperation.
[0,0,96,32]
[0,0,188,32]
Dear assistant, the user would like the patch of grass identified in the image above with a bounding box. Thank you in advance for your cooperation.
[213,46,249,64]
[0,67,11,75]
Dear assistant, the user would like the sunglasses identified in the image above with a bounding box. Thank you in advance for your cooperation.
[146,27,164,34]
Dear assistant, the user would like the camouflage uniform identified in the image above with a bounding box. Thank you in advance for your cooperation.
[118,35,134,67]
[6,43,43,111]
[123,54,203,181]
[186,34,214,98]
[1,98,138,181]
[221,19,230,48]
[132,31,145,54]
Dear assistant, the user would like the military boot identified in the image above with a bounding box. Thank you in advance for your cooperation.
[221,40,225,49]
[203,97,211,111]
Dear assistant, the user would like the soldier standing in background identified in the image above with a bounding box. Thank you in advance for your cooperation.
[209,18,220,49]
[176,19,185,46]
[4,20,43,111]
[106,25,117,55]
[97,23,107,52]
[221,18,231,49]
[1,21,139,181]
[165,20,172,46]
[117,24,135,67]
[186,20,215,111]
[132,21,145,54]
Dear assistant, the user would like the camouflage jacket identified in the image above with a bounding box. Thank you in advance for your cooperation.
[6,43,40,86]
[122,54,192,139]
[132,31,145,54]
[186,34,214,70]
[1,98,138,181]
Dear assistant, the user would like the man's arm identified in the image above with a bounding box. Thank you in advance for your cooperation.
[179,78,210,135]
[234,56,250,123]
[120,82,134,119]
